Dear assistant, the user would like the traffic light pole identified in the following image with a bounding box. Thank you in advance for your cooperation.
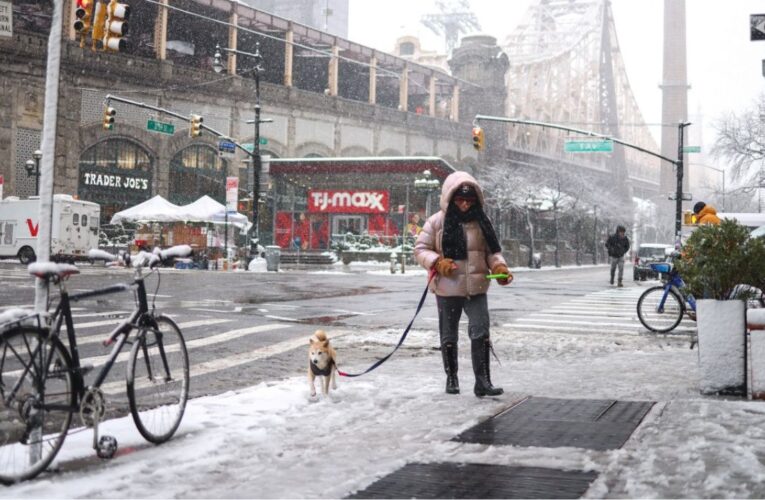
[675,122,691,239]
[473,114,689,238]
[250,48,263,259]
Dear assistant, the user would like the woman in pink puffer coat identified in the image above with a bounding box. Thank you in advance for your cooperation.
[414,171,512,397]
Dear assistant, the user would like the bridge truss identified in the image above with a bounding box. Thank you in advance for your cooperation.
[502,0,661,200]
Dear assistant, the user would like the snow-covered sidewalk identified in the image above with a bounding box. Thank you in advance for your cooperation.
[4,325,765,498]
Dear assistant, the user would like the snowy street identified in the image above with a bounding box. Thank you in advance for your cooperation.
[2,264,764,498]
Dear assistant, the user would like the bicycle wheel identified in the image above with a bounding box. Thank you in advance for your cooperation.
[127,315,189,444]
[0,327,74,484]
[637,286,685,333]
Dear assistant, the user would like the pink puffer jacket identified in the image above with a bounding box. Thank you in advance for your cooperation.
[414,171,507,297]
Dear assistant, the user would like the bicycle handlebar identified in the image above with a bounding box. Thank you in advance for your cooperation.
[88,245,192,269]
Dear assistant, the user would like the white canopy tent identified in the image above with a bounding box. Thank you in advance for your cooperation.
[109,195,183,224]
[110,195,251,230]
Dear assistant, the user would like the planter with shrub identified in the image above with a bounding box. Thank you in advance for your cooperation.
[675,219,765,395]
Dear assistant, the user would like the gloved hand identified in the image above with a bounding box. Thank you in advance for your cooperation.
[492,264,513,286]
[434,257,457,277]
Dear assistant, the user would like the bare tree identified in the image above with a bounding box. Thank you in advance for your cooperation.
[712,93,765,186]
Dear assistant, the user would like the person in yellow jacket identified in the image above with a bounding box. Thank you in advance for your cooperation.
[693,201,721,225]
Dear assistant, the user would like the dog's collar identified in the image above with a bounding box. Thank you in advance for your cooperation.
[310,360,334,377]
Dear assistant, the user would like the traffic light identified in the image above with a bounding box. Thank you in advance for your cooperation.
[73,0,94,46]
[103,0,130,52]
[472,126,485,151]
[189,114,203,137]
[103,106,116,130]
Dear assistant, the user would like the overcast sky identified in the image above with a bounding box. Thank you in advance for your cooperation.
[348,0,765,166]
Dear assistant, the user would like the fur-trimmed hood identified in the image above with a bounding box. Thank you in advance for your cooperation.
[438,171,485,212]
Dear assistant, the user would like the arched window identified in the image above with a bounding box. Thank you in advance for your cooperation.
[78,138,153,223]
[169,144,228,205]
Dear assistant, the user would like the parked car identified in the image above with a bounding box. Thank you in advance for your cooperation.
[633,243,673,281]
[751,224,765,239]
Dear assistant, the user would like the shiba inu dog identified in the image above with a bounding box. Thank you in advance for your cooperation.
[308,330,337,396]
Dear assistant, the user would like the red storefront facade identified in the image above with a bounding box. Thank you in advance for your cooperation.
[268,157,456,250]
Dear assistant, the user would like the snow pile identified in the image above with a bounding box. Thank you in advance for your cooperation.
[248,257,268,272]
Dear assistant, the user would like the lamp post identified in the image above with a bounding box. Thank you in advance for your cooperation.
[24,149,42,196]
[214,42,270,259]
[526,194,543,268]
[414,169,440,217]
[592,204,598,265]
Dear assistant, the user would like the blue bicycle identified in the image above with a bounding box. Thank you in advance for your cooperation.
[637,261,765,333]
[637,261,696,333]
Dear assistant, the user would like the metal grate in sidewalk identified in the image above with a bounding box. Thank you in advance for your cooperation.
[347,462,597,499]
[453,396,654,451]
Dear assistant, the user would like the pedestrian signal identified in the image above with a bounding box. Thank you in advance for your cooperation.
[472,126,485,151]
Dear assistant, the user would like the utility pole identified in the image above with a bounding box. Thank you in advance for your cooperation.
[214,42,271,259]
[675,122,691,238]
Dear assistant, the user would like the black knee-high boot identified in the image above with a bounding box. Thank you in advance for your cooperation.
[441,342,459,394]
[471,337,503,397]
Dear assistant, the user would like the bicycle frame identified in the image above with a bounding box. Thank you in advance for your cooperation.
[44,269,153,404]
[658,269,696,314]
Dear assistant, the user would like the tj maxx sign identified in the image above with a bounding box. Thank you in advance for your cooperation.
[308,190,389,213]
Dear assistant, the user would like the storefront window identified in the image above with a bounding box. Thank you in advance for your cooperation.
[79,138,154,224]
[169,145,227,205]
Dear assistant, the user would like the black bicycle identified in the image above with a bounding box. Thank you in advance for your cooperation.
[0,245,191,484]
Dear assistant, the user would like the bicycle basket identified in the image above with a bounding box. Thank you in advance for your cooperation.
[650,262,671,274]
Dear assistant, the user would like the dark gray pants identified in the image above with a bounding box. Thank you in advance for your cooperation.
[436,294,490,345]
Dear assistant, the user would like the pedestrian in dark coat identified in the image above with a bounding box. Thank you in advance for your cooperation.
[605,225,630,286]
[414,171,511,397]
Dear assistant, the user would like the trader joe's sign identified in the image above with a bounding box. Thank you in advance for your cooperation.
[308,190,389,213]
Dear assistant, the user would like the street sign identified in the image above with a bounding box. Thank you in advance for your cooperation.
[242,138,268,152]
[751,14,765,41]
[146,119,175,135]
[682,146,701,153]
[218,139,236,158]
[0,1,12,38]
[564,139,613,153]
[668,192,693,201]
[226,177,239,211]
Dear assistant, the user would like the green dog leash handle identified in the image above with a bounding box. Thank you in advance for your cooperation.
[485,273,509,279]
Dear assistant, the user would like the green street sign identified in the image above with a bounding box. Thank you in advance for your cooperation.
[564,139,613,153]
[243,138,268,152]
[147,119,175,135]
[682,146,701,153]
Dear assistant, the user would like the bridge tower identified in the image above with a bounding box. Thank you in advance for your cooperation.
[448,34,509,164]
[659,0,690,222]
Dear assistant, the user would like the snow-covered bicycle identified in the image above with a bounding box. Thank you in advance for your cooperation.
[0,245,191,484]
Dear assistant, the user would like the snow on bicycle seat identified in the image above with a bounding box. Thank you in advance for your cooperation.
[28,262,80,280]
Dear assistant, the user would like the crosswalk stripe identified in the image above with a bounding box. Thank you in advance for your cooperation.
[80,323,291,369]
[516,318,640,329]
[502,286,697,336]
[101,323,316,395]
[72,311,129,318]
[504,323,639,334]
[71,318,234,347]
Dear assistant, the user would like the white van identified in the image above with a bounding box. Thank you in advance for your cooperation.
[0,195,100,264]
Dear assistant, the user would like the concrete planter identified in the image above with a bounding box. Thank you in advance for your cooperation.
[747,309,765,399]
[697,299,747,395]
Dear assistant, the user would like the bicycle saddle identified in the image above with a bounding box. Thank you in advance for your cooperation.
[28,262,80,280]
